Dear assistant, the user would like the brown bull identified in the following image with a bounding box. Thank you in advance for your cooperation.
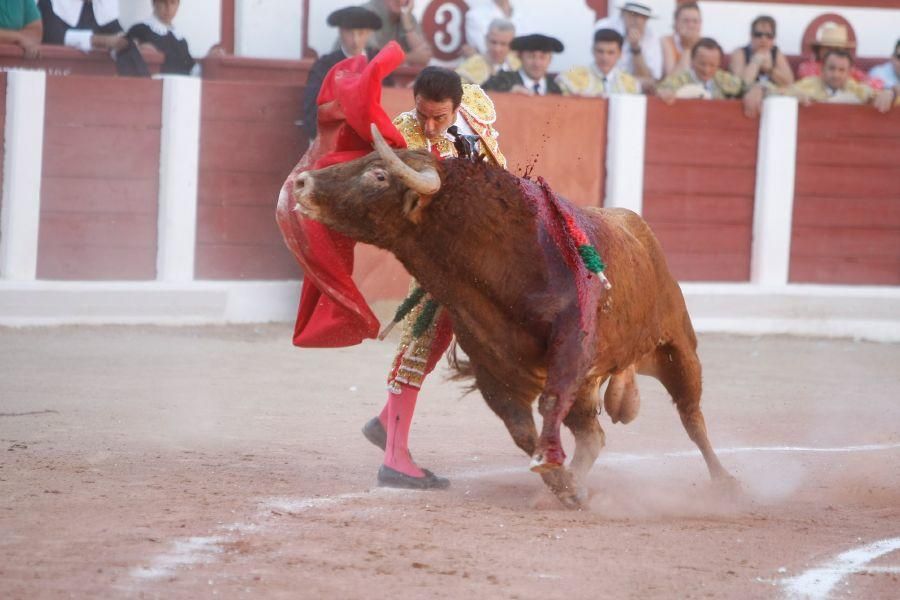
[291,124,736,507]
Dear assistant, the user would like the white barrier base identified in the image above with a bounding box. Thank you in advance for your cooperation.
[0,280,897,342]
[0,280,302,326]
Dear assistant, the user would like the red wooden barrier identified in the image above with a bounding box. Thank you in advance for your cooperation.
[195,80,306,280]
[642,97,757,282]
[0,43,164,77]
[38,76,162,280]
[791,104,900,285]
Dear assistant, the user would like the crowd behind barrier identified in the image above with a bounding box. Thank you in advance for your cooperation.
[0,1,897,291]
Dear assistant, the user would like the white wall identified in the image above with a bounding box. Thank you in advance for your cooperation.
[235,0,302,59]
[118,0,221,56]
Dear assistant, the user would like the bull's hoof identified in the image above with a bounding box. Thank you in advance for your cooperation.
[712,473,742,497]
[556,487,588,510]
[529,453,563,473]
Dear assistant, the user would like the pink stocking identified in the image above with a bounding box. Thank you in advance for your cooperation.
[383,384,425,477]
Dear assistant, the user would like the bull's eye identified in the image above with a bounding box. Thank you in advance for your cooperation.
[375,172,386,182]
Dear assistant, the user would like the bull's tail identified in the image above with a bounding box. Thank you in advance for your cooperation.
[446,340,479,395]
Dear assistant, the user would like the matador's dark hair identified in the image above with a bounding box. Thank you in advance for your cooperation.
[413,67,464,109]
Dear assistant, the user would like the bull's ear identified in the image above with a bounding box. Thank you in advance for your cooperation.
[402,189,433,224]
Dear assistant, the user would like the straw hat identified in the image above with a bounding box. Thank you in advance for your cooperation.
[617,2,655,19]
[812,22,855,49]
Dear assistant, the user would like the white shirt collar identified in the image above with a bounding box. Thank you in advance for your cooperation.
[341,45,366,58]
[145,15,183,40]
[51,0,119,28]
[518,69,546,95]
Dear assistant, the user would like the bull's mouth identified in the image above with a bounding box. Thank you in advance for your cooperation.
[292,195,319,220]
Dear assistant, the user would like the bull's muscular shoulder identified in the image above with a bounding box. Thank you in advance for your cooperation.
[392,111,428,150]
[461,83,497,125]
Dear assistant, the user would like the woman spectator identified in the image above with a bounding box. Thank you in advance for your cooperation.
[0,0,43,59]
[729,15,794,87]
[126,0,196,75]
[660,1,701,78]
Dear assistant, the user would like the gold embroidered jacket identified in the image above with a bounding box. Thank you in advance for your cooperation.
[392,83,507,168]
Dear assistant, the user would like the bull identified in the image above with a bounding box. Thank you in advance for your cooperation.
[290,124,737,507]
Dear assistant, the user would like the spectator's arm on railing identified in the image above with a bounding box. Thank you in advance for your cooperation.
[0,18,43,59]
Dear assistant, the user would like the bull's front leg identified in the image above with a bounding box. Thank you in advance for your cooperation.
[530,305,592,474]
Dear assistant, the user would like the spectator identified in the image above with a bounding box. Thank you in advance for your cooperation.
[303,6,383,139]
[786,49,897,113]
[660,1,701,78]
[456,18,519,85]
[482,33,563,96]
[355,0,431,66]
[728,15,793,87]
[461,0,514,58]
[657,38,743,102]
[868,39,900,90]
[594,1,662,91]
[38,0,127,52]
[556,29,639,97]
[127,0,204,75]
[0,0,43,59]
[797,22,871,85]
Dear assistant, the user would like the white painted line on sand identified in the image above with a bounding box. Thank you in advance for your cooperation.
[782,537,900,600]
[131,442,900,583]
[453,442,900,479]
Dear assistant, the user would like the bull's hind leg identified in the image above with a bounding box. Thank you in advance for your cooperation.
[649,342,736,486]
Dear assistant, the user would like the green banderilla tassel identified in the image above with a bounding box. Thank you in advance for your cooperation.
[378,287,426,340]
[578,244,606,274]
[412,299,439,338]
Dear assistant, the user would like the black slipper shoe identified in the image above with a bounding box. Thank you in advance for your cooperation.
[361,417,386,450]
[377,465,450,490]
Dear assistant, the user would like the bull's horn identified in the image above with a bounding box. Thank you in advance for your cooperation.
[370,123,441,195]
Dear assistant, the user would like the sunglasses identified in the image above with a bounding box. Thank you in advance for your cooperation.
[752,31,775,39]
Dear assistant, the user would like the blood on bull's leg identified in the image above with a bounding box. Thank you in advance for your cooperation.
[531,391,576,472]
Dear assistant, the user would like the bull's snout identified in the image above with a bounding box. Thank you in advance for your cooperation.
[293,172,315,200]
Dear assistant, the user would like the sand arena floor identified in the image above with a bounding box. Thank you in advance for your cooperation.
[1,324,899,599]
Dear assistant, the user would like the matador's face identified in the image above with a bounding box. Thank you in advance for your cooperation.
[414,95,460,140]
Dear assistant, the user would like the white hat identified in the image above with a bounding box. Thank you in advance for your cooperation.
[618,2,655,19]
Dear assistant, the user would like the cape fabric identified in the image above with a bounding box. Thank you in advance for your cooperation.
[276,42,407,348]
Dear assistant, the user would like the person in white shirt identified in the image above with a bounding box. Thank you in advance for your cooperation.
[594,1,662,91]
[868,39,900,90]
[462,0,514,57]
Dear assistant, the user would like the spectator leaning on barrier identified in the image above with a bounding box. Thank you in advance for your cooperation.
[728,15,793,87]
[785,49,897,113]
[456,18,519,85]
[482,33,563,96]
[797,22,872,86]
[38,0,126,52]
[461,0,514,58]
[556,28,639,97]
[657,37,743,102]
[304,7,384,140]
[594,1,662,92]
[126,0,211,76]
[868,39,900,90]
[660,1,701,79]
[0,0,43,59]
[355,0,431,66]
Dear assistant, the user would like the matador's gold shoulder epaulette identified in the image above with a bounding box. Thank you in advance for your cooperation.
[715,69,744,97]
[619,71,641,94]
[392,111,427,150]
[461,83,497,125]
[557,65,591,95]
[456,55,491,85]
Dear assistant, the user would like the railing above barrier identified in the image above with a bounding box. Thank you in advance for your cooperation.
[0,43,164,77]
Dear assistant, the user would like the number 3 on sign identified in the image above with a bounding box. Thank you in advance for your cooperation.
[423,0,469,61]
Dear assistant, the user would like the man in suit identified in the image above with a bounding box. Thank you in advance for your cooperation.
[302,6,383,139]
[483,33,564,96]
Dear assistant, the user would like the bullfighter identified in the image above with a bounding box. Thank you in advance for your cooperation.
[363,66,508,490]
